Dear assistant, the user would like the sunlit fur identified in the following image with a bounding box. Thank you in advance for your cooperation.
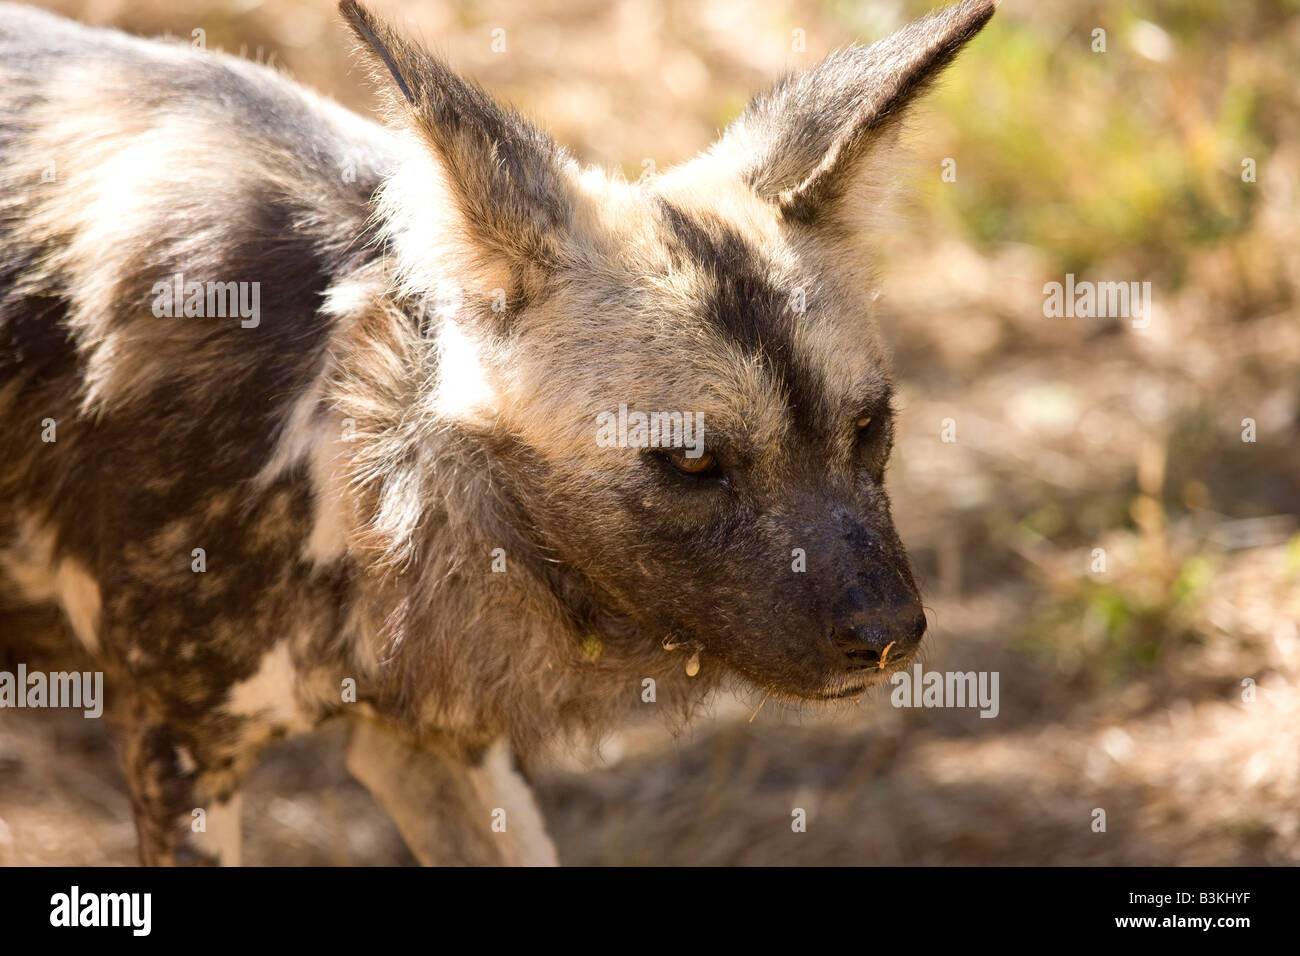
[0,0,994,864]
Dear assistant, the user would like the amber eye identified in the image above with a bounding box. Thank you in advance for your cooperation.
[665,449,716,475]
[856,415,873,430]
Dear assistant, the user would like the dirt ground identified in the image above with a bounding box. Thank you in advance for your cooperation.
[1,0,1297,865]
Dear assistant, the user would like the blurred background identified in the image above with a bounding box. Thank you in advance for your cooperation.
[1,0,1297,865]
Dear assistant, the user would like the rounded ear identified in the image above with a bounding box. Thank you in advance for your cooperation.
[339,0,578,269]
[719,0,997,225]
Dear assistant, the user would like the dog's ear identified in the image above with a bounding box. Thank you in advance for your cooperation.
[339,1,575,269]
[720,0,995,226]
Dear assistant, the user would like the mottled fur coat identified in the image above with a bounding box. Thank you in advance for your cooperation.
[0,0,994,864]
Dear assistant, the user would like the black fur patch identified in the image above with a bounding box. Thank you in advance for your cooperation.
[655,199,825,437]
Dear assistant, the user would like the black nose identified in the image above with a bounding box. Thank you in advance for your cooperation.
[828,594,926,670]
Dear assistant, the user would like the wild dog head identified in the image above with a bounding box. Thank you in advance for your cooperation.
[340,1,995,702]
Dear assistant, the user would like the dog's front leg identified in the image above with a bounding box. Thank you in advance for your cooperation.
[116,715,246,866]
[345,717,558,866]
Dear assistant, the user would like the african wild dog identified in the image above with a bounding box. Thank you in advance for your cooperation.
[0,0,995,865]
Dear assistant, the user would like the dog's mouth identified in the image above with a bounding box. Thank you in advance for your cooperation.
[812,653,916,701]
[661,629,917,702]
[816,680,883,701]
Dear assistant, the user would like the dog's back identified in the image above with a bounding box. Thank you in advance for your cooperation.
[0,2,389,654]
[0,4,404,863]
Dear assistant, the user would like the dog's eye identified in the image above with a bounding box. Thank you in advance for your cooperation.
[855,414,879,443]
[854,412,892,472]
[665,450,716,475]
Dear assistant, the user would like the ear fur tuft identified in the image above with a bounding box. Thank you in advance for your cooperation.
[723,0,996,224]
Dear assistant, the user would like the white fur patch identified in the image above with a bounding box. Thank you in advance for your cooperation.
[433,317,497,421]
[192,793,242,867]
[321,276,382,319]
[0,514,101,652]
[175,746,198,774]
[224,643,311,732]
[254,365,352,567]
[467,740,559,867]
[301,423,352,567]
[53,558,101,653]
[0,514,58,601]
[256,373,328,488]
